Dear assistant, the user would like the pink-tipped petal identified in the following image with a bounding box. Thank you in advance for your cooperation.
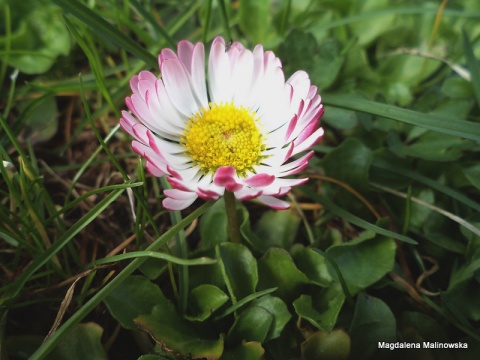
[257,195,290,210]
[163,195,197,211]
[161,59,199,116]
[164,188,195,200]
[213,166,243,192]
[234,187,263,200]
[243,173,275,187]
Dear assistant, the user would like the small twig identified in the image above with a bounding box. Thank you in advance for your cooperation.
[416,256,440,296]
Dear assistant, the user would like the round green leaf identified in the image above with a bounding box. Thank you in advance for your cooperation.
[186,284,229,321]
[326,233,396,295]
[220,342,265,360]
[5,323,107,360]
[135,304,224,359]
[321,138,372,193]
[104,275,168,330]
[293,247,333,287]
[252,295,291,340]
[257,248,311,303]
[227,306,273,345]
[349,293,396,359]
[200,198,229,247]
[239,0,271,43]
[254,209,300,250]
[293,284,345,332]
[219,242,258,300]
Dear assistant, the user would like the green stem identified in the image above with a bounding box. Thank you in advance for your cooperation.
[224,191,241,243]
[30,201,214,360]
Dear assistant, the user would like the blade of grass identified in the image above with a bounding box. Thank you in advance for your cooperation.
[213,287,278,320]
[78,75,127,179]
[0,3,11,89]
[46,183,143,226]
[217,0,232,40]
[202,0,213,43]
[29,200,215,360]
[0,186,131,307]
[91,251,216,266]
[1,69,18,127]
[372,183,480,238]
[299,186,417,244]
[64,16,121,123]
[322,94,480,142]
[129,0,176,48]
[372,157,480,213]
[312,248,353,306]
[310,6,480,32]
[160,177,189,315]
[51,0,157,68]
[462,28,480,109]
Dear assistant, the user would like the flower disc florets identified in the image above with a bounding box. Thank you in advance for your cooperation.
[120,37,324,210]
[181,102,264,176]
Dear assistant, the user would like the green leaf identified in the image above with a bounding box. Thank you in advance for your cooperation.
[293,284,345,332]
[301,329,351,360]
[326,231,396,294]
[441,77,474,99]
[388,131,475,161]
[200,197,229,247]
[311,39,344,90]
[400,311,449,343]
[135,304,224,359]
[46,323,107,360]
[104,275,168,330]
[409,189,434,228]
[5,323,107,360]
[321,138,372,192]
[238,0,271,43]
[219,242,258,301]
[238,204,264,253]
[321,107,358,130]
[186,284,229,321]
[0,0,71,74]
[445,253,480,321]
[257,248,311,303]
[227,306,273,345]
[349,293,396,359]
[251,295,291,340]
[254,209,300,250]
[220,342,264,360]
[292,247,333,287]
[18,96,58,144]
[350,0,395,46]
[463,164,480,190]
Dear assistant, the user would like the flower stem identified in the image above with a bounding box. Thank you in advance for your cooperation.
[224,191,241,243]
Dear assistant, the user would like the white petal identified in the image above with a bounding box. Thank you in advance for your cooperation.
[162,58,199,116]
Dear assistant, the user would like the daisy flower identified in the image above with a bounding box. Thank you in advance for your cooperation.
[120,37,324,211]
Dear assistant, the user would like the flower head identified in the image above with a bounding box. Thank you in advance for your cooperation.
[120,37,324,210]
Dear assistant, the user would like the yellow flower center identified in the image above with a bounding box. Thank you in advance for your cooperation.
[181,102,264,176]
